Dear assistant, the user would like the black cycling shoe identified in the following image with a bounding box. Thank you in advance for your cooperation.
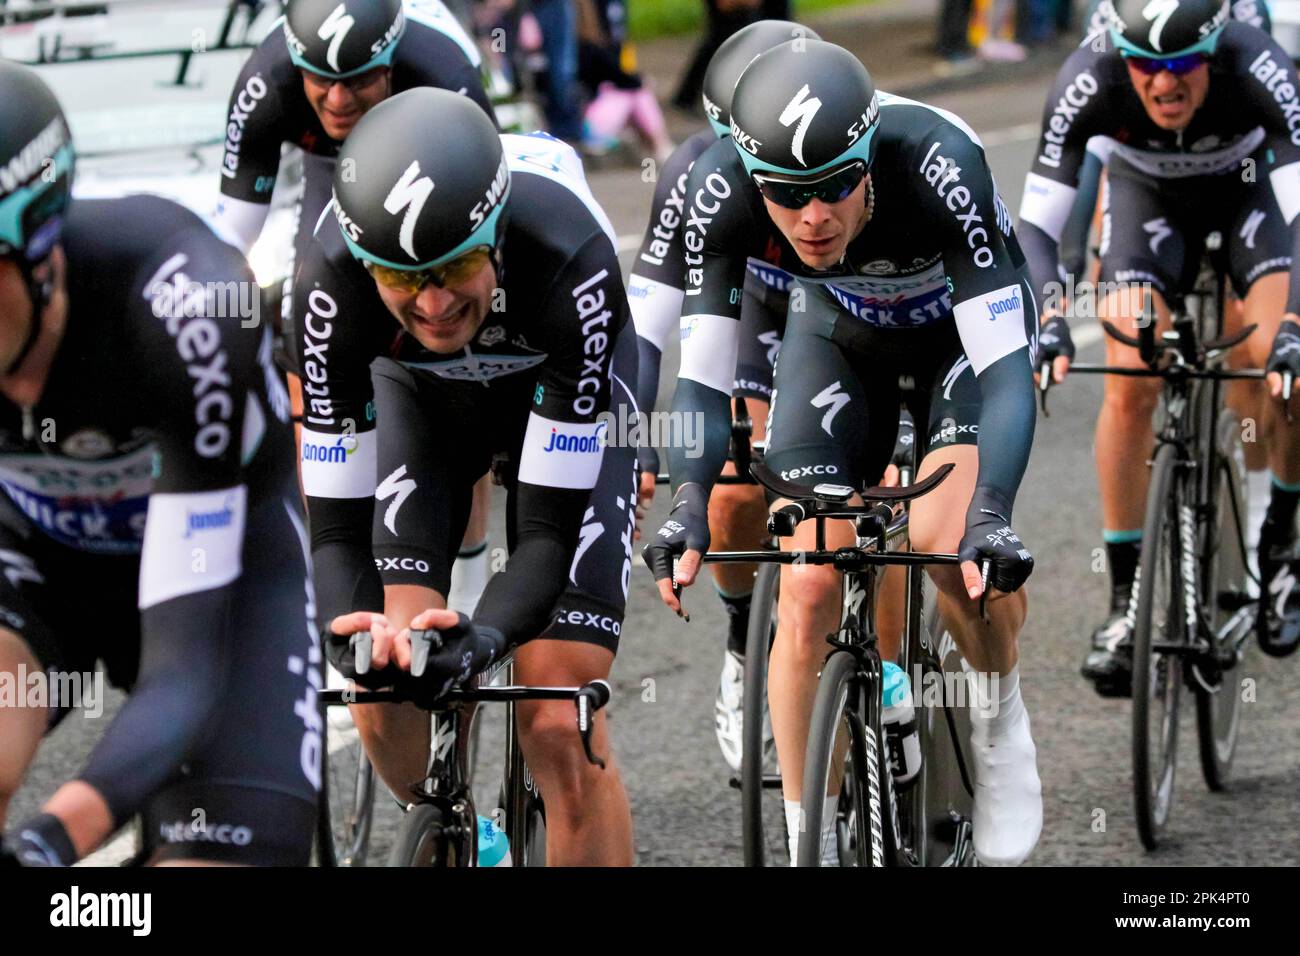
[1257,531,1300,658]
[1082,609,1134,698]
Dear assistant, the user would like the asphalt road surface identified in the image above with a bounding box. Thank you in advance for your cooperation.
[9,8,1300,867]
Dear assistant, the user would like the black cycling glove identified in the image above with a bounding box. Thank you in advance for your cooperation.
[1266,320,1300,381]
[958,487,1034,594]
[1035,315,1075,367]
[641,483,710,583]
[3,814,77,867]
[409,613,507,706]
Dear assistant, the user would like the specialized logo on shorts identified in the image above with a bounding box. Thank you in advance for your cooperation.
[1240,209,1266,250]
[1144,217,1173,255]
[375,464,416,536]
[0,548,43,591]
[779,85,824,168]
[758,329,782,366]
[810,381,850,437]
[384,161,435,261]
[569,505,603,585]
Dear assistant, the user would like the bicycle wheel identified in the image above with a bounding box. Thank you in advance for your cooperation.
[741,560,785,866]
[1196,408,1249,790]
[503,710,548,867]
[797,651,889,867]
[1132,442,1185,850]
[317,740,375,867]
[387,802,460,867]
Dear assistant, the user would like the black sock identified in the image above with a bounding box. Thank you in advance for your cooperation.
[719,592,752,656]
[1106,540,1141,611]
[1264,485,1300,537]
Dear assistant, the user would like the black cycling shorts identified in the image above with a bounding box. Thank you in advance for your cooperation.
[0,493,318,866]
[733,269,788,402]
[370,326,640,653]
[764,282,983,491]
[1099,147,1292,300]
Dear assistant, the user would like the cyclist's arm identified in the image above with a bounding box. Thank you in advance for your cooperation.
[926,124,1037,516]
[666,151,757,495]
[213,40,287,252]
[76,236,263,826]
[294,245,385,629]
[472,235,626,647]
[1017,46,1110,315]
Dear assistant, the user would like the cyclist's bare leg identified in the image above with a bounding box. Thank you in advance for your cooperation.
[0,630,46,827]
[513,639,633,866]
[907,446,1027,676]
[708,398,769,598]
[37,780,114,859]
[1095,287,1173,534]
[1239,273,1300,483]
[767,511,855,804]
[348,584,443,801]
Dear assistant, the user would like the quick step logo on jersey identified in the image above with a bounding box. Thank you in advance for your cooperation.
[918,142,994,268]
[1249,51,1300,146]
[220,74,269,180]
[639,169,688,268]
[1036,69,1097,169]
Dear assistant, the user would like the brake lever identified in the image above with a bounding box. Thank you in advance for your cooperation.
[978,560,992,623]
[1038,360,1053,416]
[353,629,375,675]
[409,627,443,679]
[671,557,689,623]
[575,680,611,769]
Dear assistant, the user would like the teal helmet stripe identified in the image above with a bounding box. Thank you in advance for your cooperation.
[707,116,731,139]
[1110,26,1223,59]
[0,143,73,250]
[288,38,402,79]
[735,121,878,179]
[341,181,511,271]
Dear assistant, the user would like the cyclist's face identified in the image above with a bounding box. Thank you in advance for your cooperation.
[373,256,498,354]
[1125,60,1209,131]
[762,176,871,270]
[0,249,66,398]
[301,67,391,140]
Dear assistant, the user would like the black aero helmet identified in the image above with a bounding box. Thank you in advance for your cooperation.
[284,0,405,80]
[729,40,880,179]
[333,87,509,269]
[1105,0,1230,57]
[0,60,74,263]
[702,19,822,138]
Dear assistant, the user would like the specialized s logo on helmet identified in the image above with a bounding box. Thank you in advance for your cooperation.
[317,4,356,73]
[384,160,435,261]
[779,85,823,167]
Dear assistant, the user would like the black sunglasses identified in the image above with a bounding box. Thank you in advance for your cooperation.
[752,161,868,210]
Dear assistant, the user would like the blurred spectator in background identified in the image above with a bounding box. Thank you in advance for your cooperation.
[531,0,585,141]
[672,0,760,113]
[578,0,675,163]
[975,0,1027,61]
[937,0,976,62]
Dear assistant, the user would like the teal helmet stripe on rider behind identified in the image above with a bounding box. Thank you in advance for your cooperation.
[702,19,822,139]
[284,0,406,80]
[729,39,881,180]
[333,87,511,270]
[0,61,75,262]
[1105,0,1230,59]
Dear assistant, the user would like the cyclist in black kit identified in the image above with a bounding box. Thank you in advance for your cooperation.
[298,89,636,865]
[643,40,1042,866]
[1020,0,1300,683]
[0,63,316,867]
[629,18,817,773]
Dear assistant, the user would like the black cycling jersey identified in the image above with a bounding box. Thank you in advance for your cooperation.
[0,196,316,863]
[670,93,1036,518]
[215,2,492,238]
[628,126,789,472]
[296,134,636,652]
[1020,21,1300,314]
